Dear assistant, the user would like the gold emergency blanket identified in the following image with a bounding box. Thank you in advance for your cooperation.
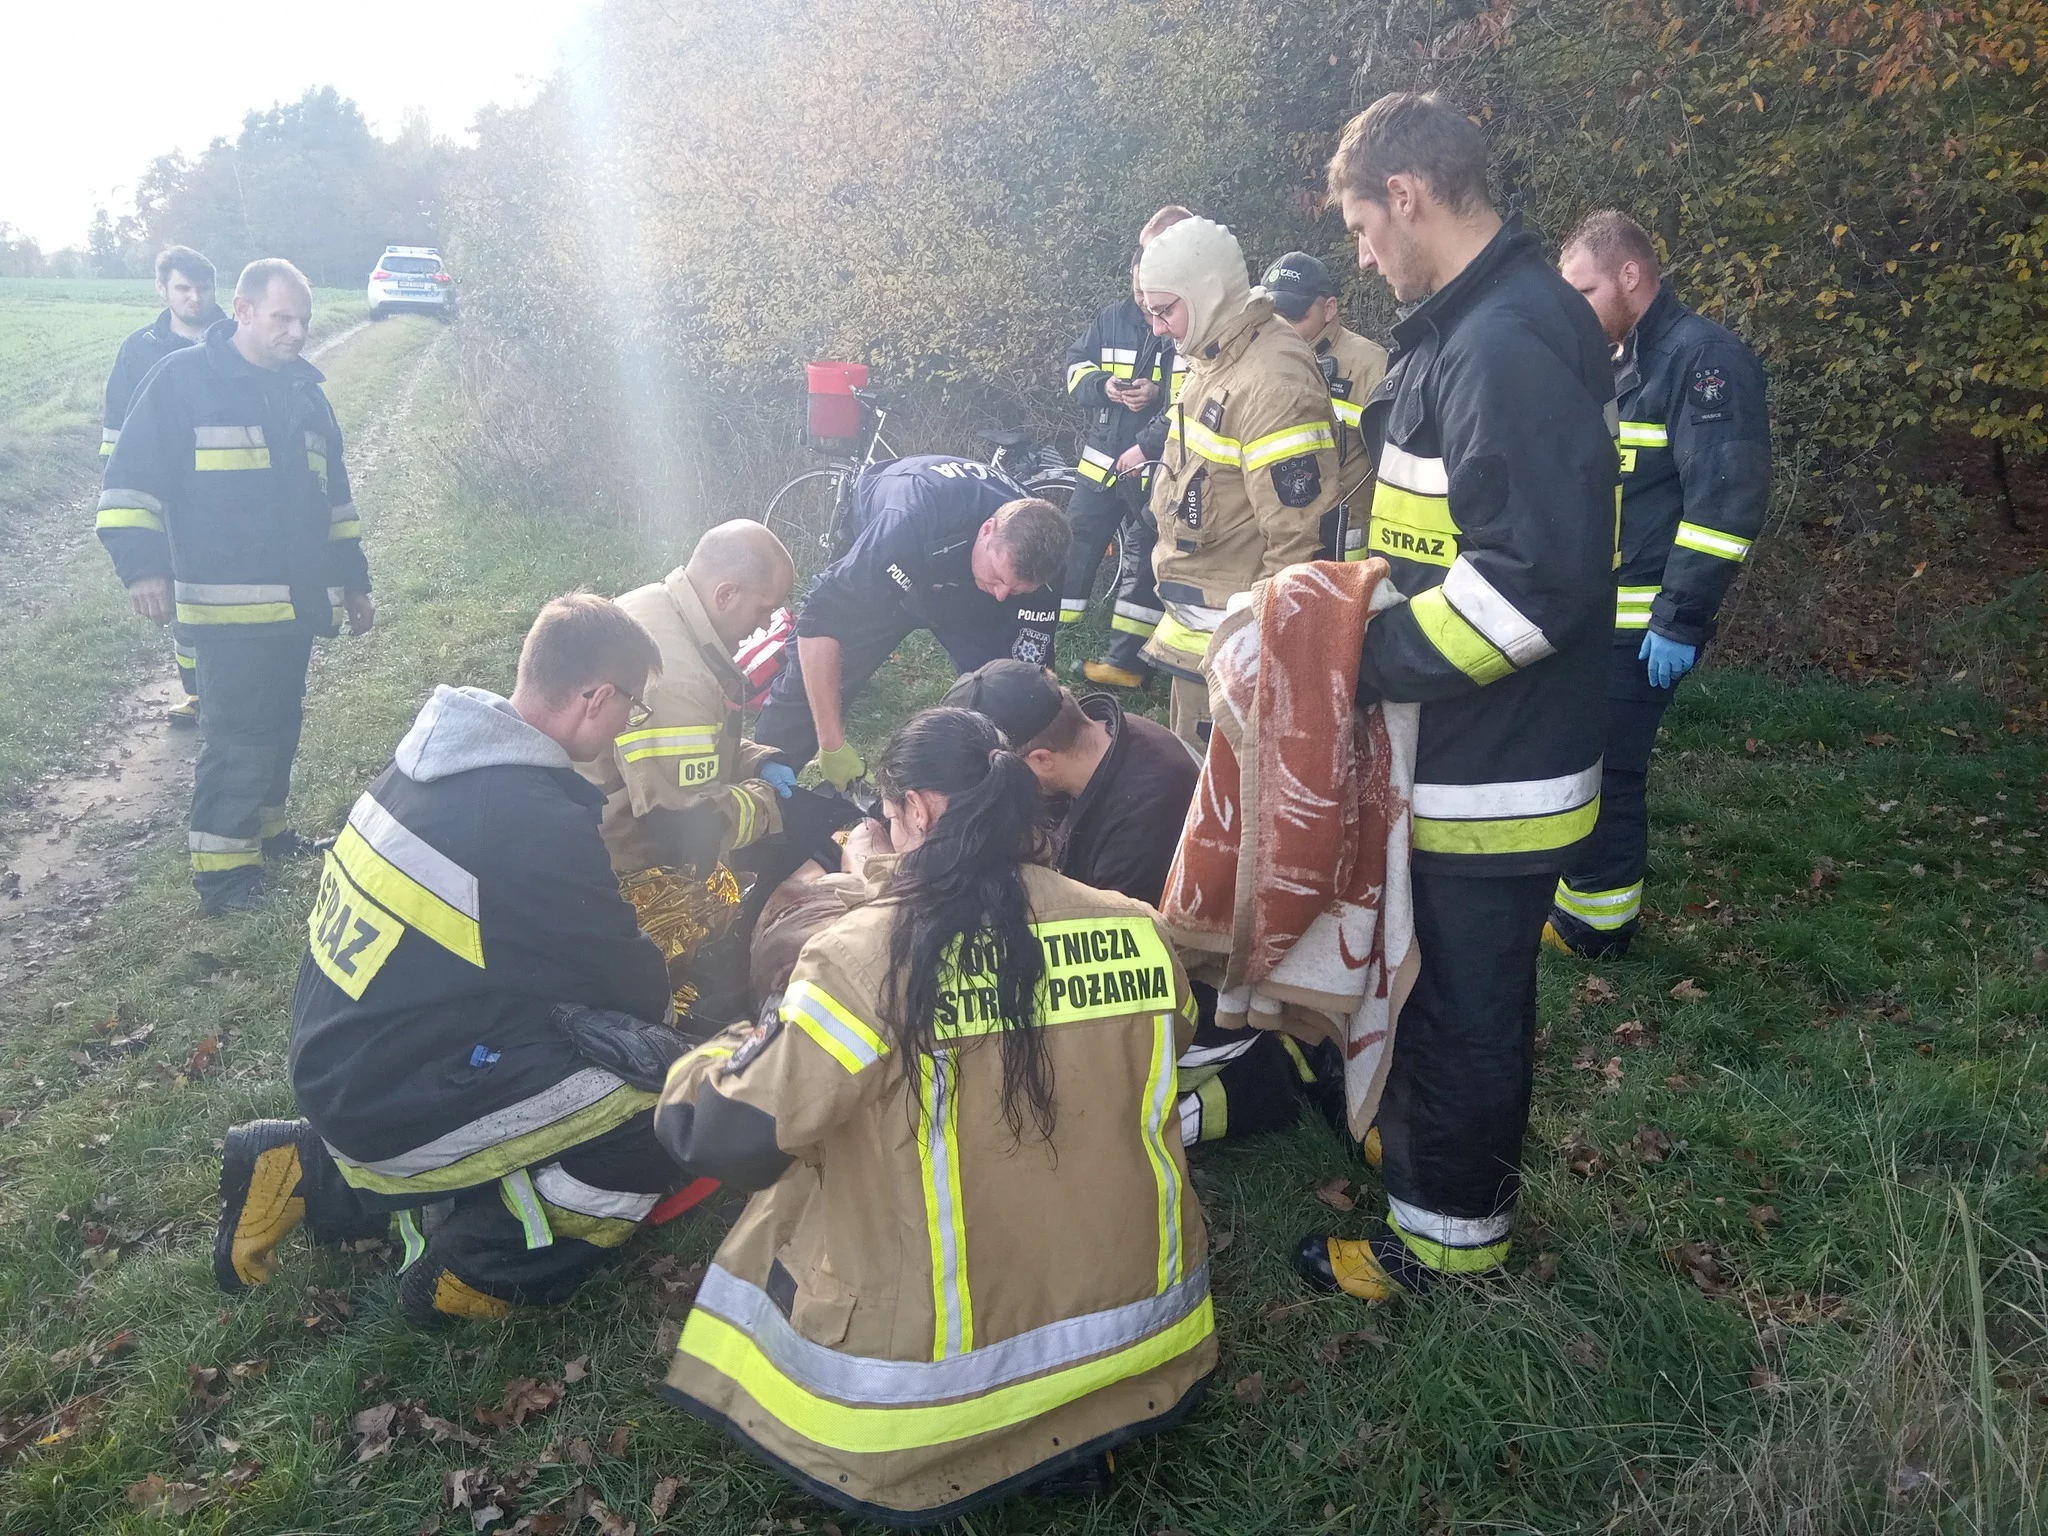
[620,865,741,1014]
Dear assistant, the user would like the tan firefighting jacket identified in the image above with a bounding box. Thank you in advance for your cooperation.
[1311,317,1390,560]
[653,861,1216,1523]
[1144,296,1340,680]
[580,569,783,873]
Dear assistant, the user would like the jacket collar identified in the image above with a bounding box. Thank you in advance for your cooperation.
[1309,313,1344,355]
[1390,213,1543,352]
[1631,283,1687,349]
[150,305,223,348]
[1200,294,1279,366]
[204,318,325,386]
[661,567,747,698]
[1061,691,1127,836]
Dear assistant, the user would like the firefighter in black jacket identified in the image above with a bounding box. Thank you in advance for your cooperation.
[100,244,227,726]
[1058,206,1192,688]
[1298,95,1620,1301]
[97,259,373,915]
[215,595,695,1323]
[752,455,1071,784]
[942,659,1320,1144]
[1549,210,1772,958]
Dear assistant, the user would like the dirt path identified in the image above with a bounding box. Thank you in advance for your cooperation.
[0,321,442,983]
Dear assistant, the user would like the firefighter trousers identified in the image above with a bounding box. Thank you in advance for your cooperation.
[1175,1023,1315,1147]
[1059,485,1162,672]
[1376,868,1555,1273]
[173,628,198,705]
[1550,645,1675,958]
[753,622,918,768]
[189,633,311,899]
[316,1111,680,1313]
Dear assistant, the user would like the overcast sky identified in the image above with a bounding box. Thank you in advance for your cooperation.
[1,1,599,249]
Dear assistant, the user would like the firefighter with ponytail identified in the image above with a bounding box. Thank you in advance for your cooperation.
[652,706,1216,1525]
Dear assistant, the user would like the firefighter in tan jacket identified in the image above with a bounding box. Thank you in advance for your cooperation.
[1137,218,1341,744]
[650,707,1217,1526]
[582,522,797,874]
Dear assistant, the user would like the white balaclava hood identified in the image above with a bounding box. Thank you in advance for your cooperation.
[1138,217,1251,357]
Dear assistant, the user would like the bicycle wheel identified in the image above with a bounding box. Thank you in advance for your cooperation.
[764,468,849,559]
[1022,467,1077,513]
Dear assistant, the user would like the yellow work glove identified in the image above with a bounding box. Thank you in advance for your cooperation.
[816,742,866,791]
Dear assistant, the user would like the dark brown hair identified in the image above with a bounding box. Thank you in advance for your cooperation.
[1327,93,1491,214]
[1020,691,1088,756]
[515,591,662,705]
[155,246,215,288]
[1563,209,1662,281]
[991,498,1072,589]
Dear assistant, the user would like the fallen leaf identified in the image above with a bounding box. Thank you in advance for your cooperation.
[1573,975,1618,1006]
[1313,1176,1355,1213]
[1665,1240,1731,1297]
[353,1402,400,1462]
[1808,858,1839,891]
[228,1358,269,1380]
[126,1473,211,1516]
[1669,978,1708,1002]
[1599,1056,1624,1090]
[1748,1203,1781,1238]
[1314,1329,1387,1366]
[189,1364,230,1412]
[587,1496,634,1536]
[562,1357,589,1384]
[1263,1296,1318,1323]
[650,1477,681,1520]
[1611,1019,1648,1046]
[1564,1334,1606,1370]
[221,1458,262,1491]
[184,1036,222,1077]
[476,1378,564,1430]
[1529,1250,1560,1283]
[567,1436,594,1468]
[1630,1125,1673,1164]
[1749,1367,1781,1390]
[1233,1371,1265,1405]
[1563,1133,1608,1179]
[49,1329,136,1371]
[606,1425,629,1457]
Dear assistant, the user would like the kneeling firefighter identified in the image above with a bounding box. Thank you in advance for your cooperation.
[215,595,710,1323]
[652,707,1217,1525]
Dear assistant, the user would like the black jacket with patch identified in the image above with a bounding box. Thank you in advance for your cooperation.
[100,305,225,457]
[97,321,367,638]
[793,455,1061,671]
[1065,297,1176,489]
[1611,285,1771,648]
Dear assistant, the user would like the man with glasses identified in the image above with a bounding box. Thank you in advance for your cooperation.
[215,593,705,1324]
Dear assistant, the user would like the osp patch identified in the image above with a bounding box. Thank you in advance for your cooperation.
[1270,455,1323,508]
[1688,366,1732,422]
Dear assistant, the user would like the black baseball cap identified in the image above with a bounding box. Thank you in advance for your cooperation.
[1263,250,1336,320]
[942,660,1065,748]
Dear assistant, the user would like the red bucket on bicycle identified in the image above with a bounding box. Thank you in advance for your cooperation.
[805,361,869,451]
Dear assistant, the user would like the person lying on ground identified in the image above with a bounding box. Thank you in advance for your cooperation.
[751,455,1071,786]
[944,658,1335,1145]
[650,706,1217,1526]
[215,593,708,1325]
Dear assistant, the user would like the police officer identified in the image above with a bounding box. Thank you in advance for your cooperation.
[98,259,372,915]
[1548,210,1771,958]
[1059,205,1192,689]
[216,595,692,1323]
[1261,251,1390,561]
[943,659,1323,1145]
[100,245,227,727]
[1136,217,1341,746]
[586,521,798,875]
[752,455,1071,786]
[1297,94,1618,1301]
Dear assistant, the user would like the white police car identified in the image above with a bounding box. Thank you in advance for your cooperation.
[367,246,456,319]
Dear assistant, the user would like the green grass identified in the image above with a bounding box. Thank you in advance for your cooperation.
[0,337,2044,1532]
[0,301,412,816]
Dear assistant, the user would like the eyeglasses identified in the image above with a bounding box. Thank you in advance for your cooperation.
[1140,296,1182,323]
[584,685,651,727]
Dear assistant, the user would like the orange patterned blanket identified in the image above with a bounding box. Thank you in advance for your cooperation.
[1160,558,1418,1138]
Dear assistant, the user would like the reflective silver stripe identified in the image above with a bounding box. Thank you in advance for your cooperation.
[1104,347,1138,364]
[101,427,120,446]
[189,831,260,853]
[174,581,292,605]
[1618,421,1668,448]
[1060,598,1089,615]
[330,500,357,523]
[1441,558,1552,668]
[193,425,266,448]
[1412,764,1602,821]
[347,792,480,919]
[1142,1012,1183,1291]
[1079,445,1117,469]
[1114,599,1163,623]
[1163,600,1227,634]
[532,1163,659,1223]
[1177,1036,1261,1070]
[924,1052,970,1358]
[1674,521,1752,561]
[1553,879,1643,930]
[337,1067,632,1178]
[783,981,885,1069]
[691,1260,1211,1407]
[304,430,326,452]
[99,487,164,515]
[500,1169,554,1249]
[1377,443,1448,496]
[1177,1093,1203,1147]
[1388,1196,1510,1248]
[395,1209,425,1269]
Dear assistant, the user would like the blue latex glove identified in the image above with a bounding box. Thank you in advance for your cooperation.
[759,762,798,799]
[1639,630,1698,690]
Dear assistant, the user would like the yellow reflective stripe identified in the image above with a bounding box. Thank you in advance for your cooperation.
[96,505,166,532]
[1077,457,1115,486]
[675,1293,1215,1456]
[1067,362,1104,393]
[1388,1213,1510,1274]
[1364,481,1460,568]
[1413,796,1601,855]
[541,1204,639,1247]
[396,1209,425,1270]
[1406,587,1512,685]
[1110,610,1156,637]
[1169,414,1244,467]
[1617,420,1668,448]
[332,824,484,968]
[1331,397,1364,429]
[618,724,719,762]
[1140,1013,1183,1292]
[729,784,758,847]
[1615,585,1658,628]
[194,448,272,470]
[783,979,888,1072]
[499,1169,554,1249]
[1674,521,1751,562]
[328,520,362,540]
[308,450,328,477]
[191,849,263,872]
[1149,611,1214,661]
[1241,420,1335,471]
[333,1077,657,1196]
[1552,878,1643,930]
[917,1052,972,1359]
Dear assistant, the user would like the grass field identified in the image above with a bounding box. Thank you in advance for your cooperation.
[0,331,2043,1534]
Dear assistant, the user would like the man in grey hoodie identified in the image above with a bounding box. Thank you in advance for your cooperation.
[214,593,698,1324]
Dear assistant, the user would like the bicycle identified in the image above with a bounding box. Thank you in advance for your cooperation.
[762,385,1077,563]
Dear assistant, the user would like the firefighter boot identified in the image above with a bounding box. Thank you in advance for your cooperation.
[398,1258,515,1327]
[167,697,200,729]
[1293,1228,1433,1303]
[1082,661,1146,689]
[214,1119,308,1291]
